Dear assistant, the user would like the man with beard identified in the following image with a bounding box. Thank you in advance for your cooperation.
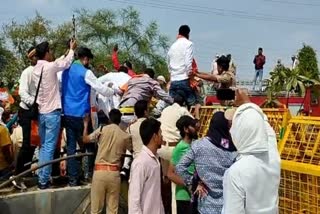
[61,47,115,186]
[167,115,198,214]
[158,95,193,214]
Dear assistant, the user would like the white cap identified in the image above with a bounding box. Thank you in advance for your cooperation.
[157,75,167,83]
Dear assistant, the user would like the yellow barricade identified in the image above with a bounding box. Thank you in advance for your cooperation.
[278,116,320,214]
[262,108,291,141]
[191,106,291,140]
[192,107,320,213]
[190,105,231,137]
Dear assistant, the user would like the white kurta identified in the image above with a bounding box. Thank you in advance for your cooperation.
[222,103,281,214]
[98,71,131,108]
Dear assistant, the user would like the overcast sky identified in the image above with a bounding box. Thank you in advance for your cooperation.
[1,0,320,80]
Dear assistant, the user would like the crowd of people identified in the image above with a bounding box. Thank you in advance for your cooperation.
[0,24,281,214]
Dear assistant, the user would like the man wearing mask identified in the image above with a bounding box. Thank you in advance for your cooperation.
[32,40,76,189]
[62,47,115,186]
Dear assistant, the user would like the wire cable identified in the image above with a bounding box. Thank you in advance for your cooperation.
[107,0,320,25]
[263,0,320,7]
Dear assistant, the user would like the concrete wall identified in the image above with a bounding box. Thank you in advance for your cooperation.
[0,185,127,214]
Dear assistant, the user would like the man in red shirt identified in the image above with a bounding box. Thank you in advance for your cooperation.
[253,47,266,91]
[111,45,136,77]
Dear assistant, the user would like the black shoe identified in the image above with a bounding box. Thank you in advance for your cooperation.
[82,177,92,184]
[69,179,87,186]
[37,182,50,190]
[68,182,79,187]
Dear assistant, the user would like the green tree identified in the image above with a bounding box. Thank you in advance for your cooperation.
[76,6,170,78]
[3,12,51,67]
[49,22,74,58]
[1,7,170,84]
[297,44,320,81]
[0,38,21,89]
[263,64,320,108]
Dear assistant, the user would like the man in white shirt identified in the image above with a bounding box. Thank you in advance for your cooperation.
[95,82,113,117]
[158,95,193,161]
[127,100,148,158]
[167,25,198,108]
[61,47,114,186]
[15,47,37,176]
[98,65,131,109]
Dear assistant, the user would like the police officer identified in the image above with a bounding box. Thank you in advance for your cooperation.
[196,55,235,89]
[195,55,236,105]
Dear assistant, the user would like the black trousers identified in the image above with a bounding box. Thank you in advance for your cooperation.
[15,107,36,175]
[176,200,192,214]
[64,116,84,185]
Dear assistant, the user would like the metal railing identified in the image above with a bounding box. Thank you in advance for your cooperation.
[0,153,94,189]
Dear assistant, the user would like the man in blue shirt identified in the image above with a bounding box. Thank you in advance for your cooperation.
[62,47,114,186]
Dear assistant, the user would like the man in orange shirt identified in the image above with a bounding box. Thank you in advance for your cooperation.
[111,45,136,77]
